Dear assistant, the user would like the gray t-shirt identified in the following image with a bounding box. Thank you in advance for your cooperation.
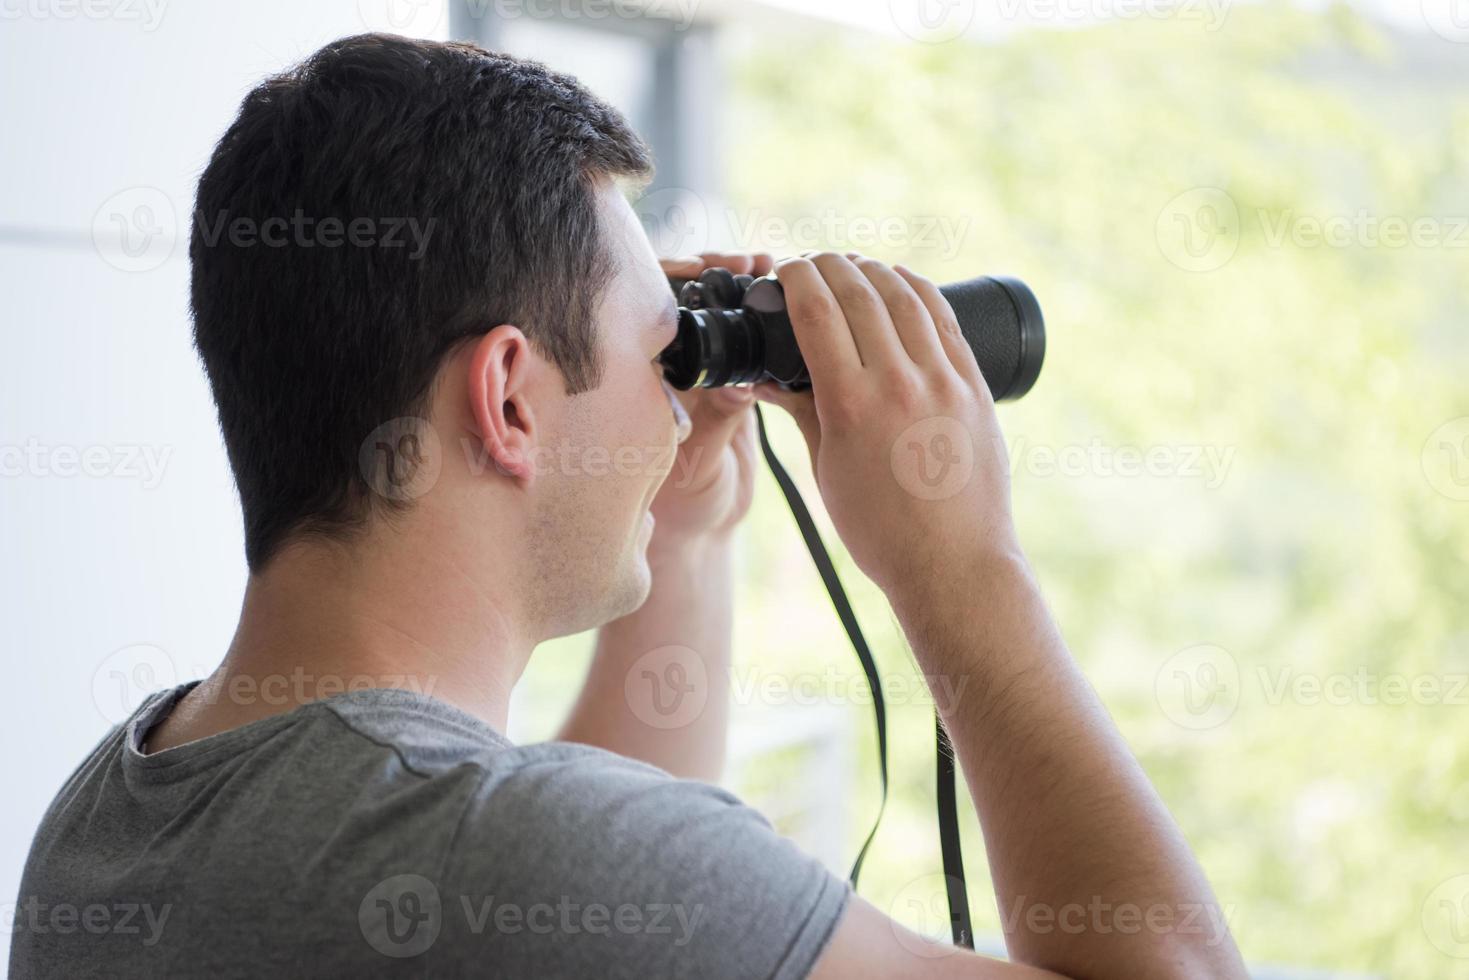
[10,682,850,978]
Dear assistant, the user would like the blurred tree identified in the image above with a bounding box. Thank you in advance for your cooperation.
[710,3,1469,974]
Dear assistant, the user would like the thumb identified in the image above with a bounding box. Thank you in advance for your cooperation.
[675,386,755,489]
[753,382,821,461]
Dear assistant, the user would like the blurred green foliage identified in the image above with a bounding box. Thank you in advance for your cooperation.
[523,3,1467,975]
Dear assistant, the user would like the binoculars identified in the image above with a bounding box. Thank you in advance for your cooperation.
[659,268,1046,402]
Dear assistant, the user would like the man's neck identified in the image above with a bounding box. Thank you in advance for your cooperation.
[149,527,533,751]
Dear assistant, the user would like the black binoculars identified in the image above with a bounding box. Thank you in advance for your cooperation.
[660,268,1046,402]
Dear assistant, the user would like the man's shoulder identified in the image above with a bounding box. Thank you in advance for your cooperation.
[318,685,688,791]
[17,685,849,980]
[301,686,755,856]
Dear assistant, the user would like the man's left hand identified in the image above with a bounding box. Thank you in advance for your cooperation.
[650,252,773,544]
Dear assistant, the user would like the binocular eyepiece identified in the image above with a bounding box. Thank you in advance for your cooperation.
[658,268,1046,402]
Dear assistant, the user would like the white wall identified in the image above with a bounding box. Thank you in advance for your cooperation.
[0,2,448,963]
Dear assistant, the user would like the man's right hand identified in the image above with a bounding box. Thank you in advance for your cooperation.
[752,252,1020,613]
[755,251,1247,979]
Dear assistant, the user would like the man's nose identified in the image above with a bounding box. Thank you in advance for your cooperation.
[662,379,692,445]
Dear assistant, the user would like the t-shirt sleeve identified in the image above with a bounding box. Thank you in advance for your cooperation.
[438,743,852,980]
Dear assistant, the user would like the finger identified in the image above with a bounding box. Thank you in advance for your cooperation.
[753,383,820,462]
[699,251,755,276]
[674,387,756,488]
[730,407,758,498]
[850,257,946,372]
[751,252,775,277]
[810,252,905,371]
[893,264,987,393]
[726,409,758,526]
[730,401,758,473]
[660,255,705,280]
[671,383,753,415]
[772,257,860,399]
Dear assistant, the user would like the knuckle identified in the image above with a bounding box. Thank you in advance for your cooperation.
[836,282,884,316]
[885,287,926,321]
[884,370,923,412]
[823,390,866,430]
[929,371,967,405]
[788,290,837,324]
[774,256,815,278]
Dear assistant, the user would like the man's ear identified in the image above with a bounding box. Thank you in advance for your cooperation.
[467,324,538,482]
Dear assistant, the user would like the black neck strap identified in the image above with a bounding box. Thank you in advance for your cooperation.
[753,403,974,949]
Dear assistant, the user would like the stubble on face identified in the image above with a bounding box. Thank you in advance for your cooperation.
[524,394,657,639]
[520,179,677,639]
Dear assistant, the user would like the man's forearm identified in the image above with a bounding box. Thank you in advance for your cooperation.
[557,533,733,781]
[891,548,1248,978]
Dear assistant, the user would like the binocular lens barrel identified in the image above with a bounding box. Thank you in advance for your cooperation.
[660,274,1045,402]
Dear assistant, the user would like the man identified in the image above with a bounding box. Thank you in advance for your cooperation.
[10,32,1247,979]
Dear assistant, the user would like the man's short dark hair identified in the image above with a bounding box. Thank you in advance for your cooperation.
[189,33,654,571]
